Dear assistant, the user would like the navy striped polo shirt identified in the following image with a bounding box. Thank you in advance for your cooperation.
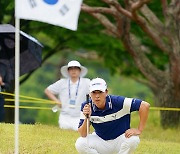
[78,95,142,140]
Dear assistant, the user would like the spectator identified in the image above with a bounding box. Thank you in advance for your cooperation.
[45,60,90,131]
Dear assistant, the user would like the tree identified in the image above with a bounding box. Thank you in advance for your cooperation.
[81,0,180,128]
[1,0,179,127]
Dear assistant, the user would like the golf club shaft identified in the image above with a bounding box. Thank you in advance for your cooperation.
[86,94,89,135]
[87,117,89,135]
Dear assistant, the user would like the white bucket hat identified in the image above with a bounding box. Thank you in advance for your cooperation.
[89,78,107,92]
[60,60,88,78]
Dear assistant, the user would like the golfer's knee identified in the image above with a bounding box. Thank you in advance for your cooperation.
[75,137,87,153]
[122,136,140,150]
[129,136,140,148]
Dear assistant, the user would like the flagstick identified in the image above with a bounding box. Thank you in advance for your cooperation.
[15,17,20,154]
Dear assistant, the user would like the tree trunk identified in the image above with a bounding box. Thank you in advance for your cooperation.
[74,0,180,128]
[160,110,180,128]
[155,80,180,128]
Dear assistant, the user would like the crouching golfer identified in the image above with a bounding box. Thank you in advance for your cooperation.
[75,78,150,154]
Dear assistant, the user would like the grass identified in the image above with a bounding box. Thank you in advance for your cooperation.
[0,124,79,154]
[0,111,180,154]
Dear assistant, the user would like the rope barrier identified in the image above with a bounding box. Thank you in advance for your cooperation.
[5,99,55,104]
[4,105,51,110]
[150,107,180,111]
[0,92,57,104]
[1,92,180,111]
[4,104,180,111]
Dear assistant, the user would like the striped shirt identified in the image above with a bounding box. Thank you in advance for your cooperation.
[78,95,142,140]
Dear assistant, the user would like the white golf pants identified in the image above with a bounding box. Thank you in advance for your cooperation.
[75,132,140,154]
[59,114,79,131]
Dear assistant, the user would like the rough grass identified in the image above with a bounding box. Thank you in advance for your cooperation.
[0,111,180,154]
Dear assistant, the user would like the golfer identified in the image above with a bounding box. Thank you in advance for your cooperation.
[45,60,90,131]
[75,78,150,154]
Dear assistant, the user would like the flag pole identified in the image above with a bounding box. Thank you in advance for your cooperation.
[15,16,20,154]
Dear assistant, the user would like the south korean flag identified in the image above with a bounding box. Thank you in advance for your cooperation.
[15,0,83,31]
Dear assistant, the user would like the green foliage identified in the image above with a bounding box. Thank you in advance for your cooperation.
[19,54,61,124]
[148,0,164,21]
[1,0,159,125]
[0,0,170,79]
[131,23,169,71]
[84,0,107,6]
[0,1,14,23]
[109,75,154,105]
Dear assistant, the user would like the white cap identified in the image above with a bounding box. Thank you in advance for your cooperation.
[89,78,107,92]
[60,60,88,78]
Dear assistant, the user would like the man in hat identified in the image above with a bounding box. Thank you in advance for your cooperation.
[45,60,90,131]
[75,78,150,154]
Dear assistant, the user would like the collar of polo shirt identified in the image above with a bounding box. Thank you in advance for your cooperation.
[92,95,112,112]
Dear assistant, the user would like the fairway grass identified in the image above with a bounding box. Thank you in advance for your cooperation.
[0,123,179,154]
[0,123,79,154]
[0,111,180,154]
[136,139,180,154]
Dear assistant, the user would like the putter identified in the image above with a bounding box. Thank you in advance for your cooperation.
[86,94,90,135]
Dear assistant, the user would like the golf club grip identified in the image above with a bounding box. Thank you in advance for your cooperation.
[86,94,89,118]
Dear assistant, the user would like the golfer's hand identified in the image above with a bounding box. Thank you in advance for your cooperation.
[83,104,91,117]
[125,128,141,138]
